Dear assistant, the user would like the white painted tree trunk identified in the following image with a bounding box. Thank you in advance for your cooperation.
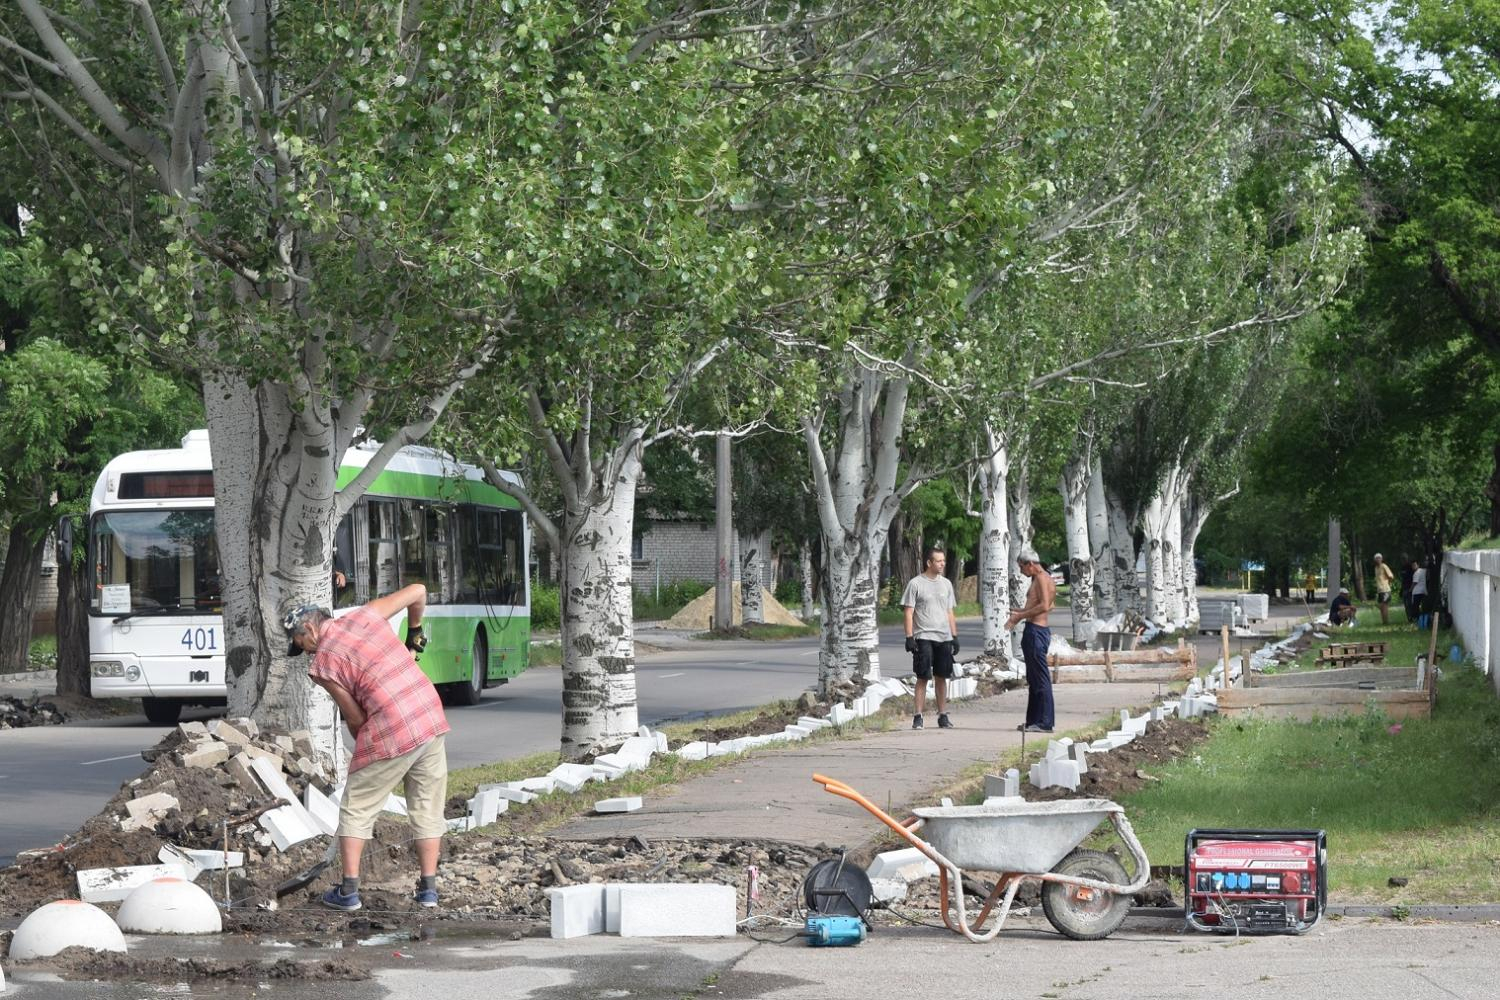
[1008,466,1034,652]
[977,425,1014,662]
[803,366,918,696]
[1164,497,1186,624]
[1060,455,1096,645]
[208,375,340,767]
[739,531,765,625]
[1105,485,1138,614]
[1087,458,1114,617]
[1181,487,1231,625]
[1141,462,1186,625]
[800,543,817,621]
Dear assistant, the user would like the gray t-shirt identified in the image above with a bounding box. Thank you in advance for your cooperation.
[901,574,956,641]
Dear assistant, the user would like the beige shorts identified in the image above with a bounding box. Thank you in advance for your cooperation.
[338,735,448,840]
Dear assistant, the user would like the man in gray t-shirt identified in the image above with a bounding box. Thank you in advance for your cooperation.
[902,547,959,730]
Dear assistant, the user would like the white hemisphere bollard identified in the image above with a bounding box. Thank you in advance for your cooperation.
[9,900,127,959]
[116,877,223,934]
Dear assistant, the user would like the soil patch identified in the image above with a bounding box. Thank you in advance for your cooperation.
[1024,716,1211,803]
[663,584,806,630]
[0,694,66,728]
[7,947,370,983]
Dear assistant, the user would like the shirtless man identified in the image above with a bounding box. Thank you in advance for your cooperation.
[1005,547,1056,733]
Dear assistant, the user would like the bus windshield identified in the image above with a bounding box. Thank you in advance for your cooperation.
[90,510,222,615]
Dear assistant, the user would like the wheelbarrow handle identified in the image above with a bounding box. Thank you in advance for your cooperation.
[811,773,945,868]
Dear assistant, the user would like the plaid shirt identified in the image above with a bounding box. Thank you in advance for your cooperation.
[309,607,449,773]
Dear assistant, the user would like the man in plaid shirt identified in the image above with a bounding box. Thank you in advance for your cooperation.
[284,583,449,911]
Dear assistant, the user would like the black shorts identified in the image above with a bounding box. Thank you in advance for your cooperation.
[1377,591,1391,604]
[912,639,955,680]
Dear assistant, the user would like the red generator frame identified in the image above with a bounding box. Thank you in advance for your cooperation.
[1185,828,1327,935]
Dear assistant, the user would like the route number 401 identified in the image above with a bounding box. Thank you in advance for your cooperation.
[181,627,217,651]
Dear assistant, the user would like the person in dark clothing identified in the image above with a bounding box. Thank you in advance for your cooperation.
[1006,547,1056,733]
[1329,587,1356,626]
[1400,559,1416,622]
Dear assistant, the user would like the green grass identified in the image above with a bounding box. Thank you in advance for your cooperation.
[694,623,819,641]
[1455,533,1500,551]
[1114,652,1500,903]
[3,635,59,674]
[528,641,562,667]
[1269,608,1440,674]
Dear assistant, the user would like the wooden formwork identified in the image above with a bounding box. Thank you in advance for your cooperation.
[1216,685,1431,722]
[1048,638,1196,683]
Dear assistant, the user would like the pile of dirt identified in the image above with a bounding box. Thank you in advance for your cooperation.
[1025,716,1211,803]
[0,694,66,728]
[663,584,806,630]
[4,947,371,983]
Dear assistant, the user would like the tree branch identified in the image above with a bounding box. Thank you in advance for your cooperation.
[128,0,178,107]
[526,387,581,512]
[481,458,560,555]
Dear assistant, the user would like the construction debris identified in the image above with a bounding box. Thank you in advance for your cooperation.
[0,695,66,729]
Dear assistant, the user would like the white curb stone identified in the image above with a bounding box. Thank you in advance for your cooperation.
[866,847,938,882]
[617,884,737,937]
[547,884,606,939]
[595,796,643,813]
[797,716,832,730]
[869,877,907,903]
[303,784,340,837]
[116,878,223,934]
[9,901,126,959]
[1029,758,1082,791]
[1071,742,1091,773]
[77,864,191,904]
[672,742,711,761]
[829,704,857,726]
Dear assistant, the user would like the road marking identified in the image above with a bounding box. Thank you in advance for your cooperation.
[80,753,140,766]
[799,649,819,657]
[657,672,684,679]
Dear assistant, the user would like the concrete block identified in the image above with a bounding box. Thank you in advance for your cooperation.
[595,796,643,813]
[673,741,711,761]
[207,719,252,747]
[797,716,832,730]
[180,741,230,769]
[1071,742,1090,773]
[467,788,507,827]
[1149,706,1165,723]
[866,847,939,882]
[125,792,179,827]
[617,736,658,762]
[983,770,1021,799]
[1089,736,1119,751]
[1105,729,1135,746]
[548,763,599,794]
[176,721,210,739]
[246,757,300,806]
[477,782,537,805]
[225,716,259,739]
[445,815,475,833]
[828,704,857,726]
[225,753,261,796]
[604,883,624,933]
[594,752,646,774]
[160,845,244,872]
[1160,700,1178,714]
[548,884,606,939]
[77,864,191,903]
[869,877,907,903]
[302,785,339,838]
[617,884,737,938]
[260,804,320,851]
[652,731,669,754]
[1045,737,1074,760]
[1029,758,1082,791]
[519,777,557,794]
[782,725,811,740]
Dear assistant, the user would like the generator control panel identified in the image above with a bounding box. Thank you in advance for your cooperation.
[1185,828,1327,935]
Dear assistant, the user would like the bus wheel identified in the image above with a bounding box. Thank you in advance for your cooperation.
[450,632,486,707]
[142,697,182,726]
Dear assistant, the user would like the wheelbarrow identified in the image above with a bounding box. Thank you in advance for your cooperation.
[812,773,1150,943]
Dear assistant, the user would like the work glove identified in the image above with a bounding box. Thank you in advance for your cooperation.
[948,638,960,656]
[405,624,428,657]
[904,635,917,653]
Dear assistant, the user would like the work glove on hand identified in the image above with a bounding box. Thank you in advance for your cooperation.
[948,638,960,656]
[405,624,428,657]
[904,635,917,653]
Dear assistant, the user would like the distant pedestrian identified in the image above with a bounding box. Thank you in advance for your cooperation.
[1329,587,1356,627]
[1401,559,1417,621]
[902,547,959,730]
[1411,561,1429,629]
[1006,548,1056,733]
[1372,553,1395,625]
[1303,571,1317,603]
[284,584,448,912]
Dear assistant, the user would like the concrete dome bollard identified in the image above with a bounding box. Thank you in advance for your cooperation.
[116,877,223,934]
[9,900,127,960]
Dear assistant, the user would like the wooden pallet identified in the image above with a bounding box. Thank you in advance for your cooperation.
[1315,641,1386,666]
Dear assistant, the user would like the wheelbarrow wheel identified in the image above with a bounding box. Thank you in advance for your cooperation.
[1042,849,1132,941]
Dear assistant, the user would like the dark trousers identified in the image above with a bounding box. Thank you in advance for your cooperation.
[1020,622,1054,730]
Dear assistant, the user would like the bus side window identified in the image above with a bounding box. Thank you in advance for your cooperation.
[456,504,481,602]
[427,506,454,604]
[476,508,505,604]
[500,510,524,605]
[368,500,399,596]
[399,500,428,595]
[333,513,357,608]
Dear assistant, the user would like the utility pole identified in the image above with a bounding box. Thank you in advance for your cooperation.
[1328,517,1341,600]
[714,432,733,631]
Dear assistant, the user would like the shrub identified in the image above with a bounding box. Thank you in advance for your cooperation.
[530,581,560,630]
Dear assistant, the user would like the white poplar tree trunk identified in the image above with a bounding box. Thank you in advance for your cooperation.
[1060,454,1096,645]
[740,531,765,625]
[1105,484,1138,614]
[803,365,921,696]
[800,543,817,621]
[1087,457,1114,617]
[1181,485,1235,625]
[977,425,1014,662]
[1164,494,1185,624]
[1008,466,1034,650]
[1141,462,1186,625]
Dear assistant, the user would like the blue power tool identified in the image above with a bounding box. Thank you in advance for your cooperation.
[804,914,867,947]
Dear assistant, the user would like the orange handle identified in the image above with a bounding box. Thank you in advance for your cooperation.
[811,773,947,868]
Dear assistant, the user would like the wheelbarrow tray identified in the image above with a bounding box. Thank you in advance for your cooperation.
[911,798,1121,873]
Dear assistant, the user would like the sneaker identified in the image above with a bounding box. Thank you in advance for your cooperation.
[912,713,924,730]
[937,713,954,729]
[321,886,362,911]
[1018,723,1053,734]
[414,886,439,908]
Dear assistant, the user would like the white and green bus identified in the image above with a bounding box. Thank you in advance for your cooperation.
[86,430,531,724]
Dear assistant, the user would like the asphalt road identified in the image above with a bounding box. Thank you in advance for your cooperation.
[0,617,1000,866]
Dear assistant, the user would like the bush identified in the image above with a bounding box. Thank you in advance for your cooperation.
[530,581,560,630]
[774,579,803,607]
[633,579,710,620]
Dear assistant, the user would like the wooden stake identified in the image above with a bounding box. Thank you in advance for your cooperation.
[1426,607,1441,697]
[1220,625,1233,686]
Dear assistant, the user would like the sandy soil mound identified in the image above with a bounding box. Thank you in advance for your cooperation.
[663,583,806,629]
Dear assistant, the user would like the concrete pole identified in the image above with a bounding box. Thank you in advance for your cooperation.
[714,432,733,631]
[1328,517,1342,601]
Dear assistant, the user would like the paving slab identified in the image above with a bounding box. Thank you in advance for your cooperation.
[554,680,1161,846]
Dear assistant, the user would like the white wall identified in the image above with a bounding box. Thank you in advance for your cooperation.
[1444,550,1499,695]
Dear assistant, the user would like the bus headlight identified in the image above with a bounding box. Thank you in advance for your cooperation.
[92,661,125,677]
[124,665,141,682]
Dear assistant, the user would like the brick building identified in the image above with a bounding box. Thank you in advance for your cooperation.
[630,521,774,595]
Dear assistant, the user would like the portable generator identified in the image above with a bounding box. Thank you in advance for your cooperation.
[1184,828,1327,935]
